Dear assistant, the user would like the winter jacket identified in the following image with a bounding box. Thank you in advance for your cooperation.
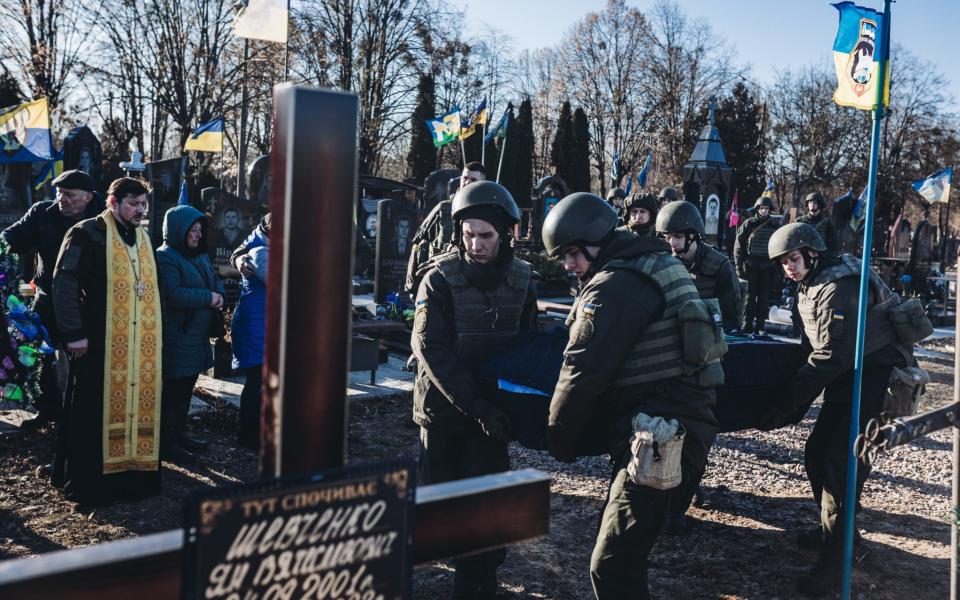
[230,220,269,369]
[156,205,224,379]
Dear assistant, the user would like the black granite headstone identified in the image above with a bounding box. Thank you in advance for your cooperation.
[0,163,32,228]
[374,200,419,303]
[247,154,271,207]
[145,157,183,247]
[62,125,103,193]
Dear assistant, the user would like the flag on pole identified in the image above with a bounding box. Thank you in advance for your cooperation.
[0,98,52,163]
[425,107,462,148]
[184,117,225,152]
[912,167,952,204]
[177,181,190,206]
[459,99,488,141]
[234,0,288,43]
[831,2,890,110]
[483,108,509,145]
[761,179,775,198]
[33,149,63,190]
[850,187,867,231]
[728,190,740,227]
[624,175,633,196]
[636,153,653,189]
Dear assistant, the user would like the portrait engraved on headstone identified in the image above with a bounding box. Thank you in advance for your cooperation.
[62,125,103,192]
[705,194,720,236]
[374,199,420,302]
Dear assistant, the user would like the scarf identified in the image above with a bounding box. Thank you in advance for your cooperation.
[101,210,163,474]
[462,245,513,291]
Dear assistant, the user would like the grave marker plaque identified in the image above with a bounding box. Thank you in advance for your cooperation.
[374,200,418,302]
[146,157,184,247]
[62,125,103,192]
[183,459,415,600]
[0,163,31,228]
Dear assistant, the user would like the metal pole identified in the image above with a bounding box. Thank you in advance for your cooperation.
[496,120,509,184]
[481,115,487,167]
[237,39,250,201]
[841,2,891,597]
[942,197,952,273]
[460,136,467,168]
[953,243,960,600]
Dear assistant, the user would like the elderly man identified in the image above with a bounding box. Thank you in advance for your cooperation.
[52,177,162,505]
[2,169,101,428]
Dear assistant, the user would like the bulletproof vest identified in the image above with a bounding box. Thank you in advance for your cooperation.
[600,252,703,387]
[798,254,902,355]
[747,218,777,259]
[435,251,532,361]
[406,201,456,294]
[688,244,730,301]
[799,213,831,244]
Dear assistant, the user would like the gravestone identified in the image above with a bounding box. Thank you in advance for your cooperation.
[247,155,271,207]
[422,169,459,213]
[532,175,569,251]
[145,157,184,247]
[0,164,31,228]
[62,126,103,193]
[682,96,734,248]
[374,199,419,303]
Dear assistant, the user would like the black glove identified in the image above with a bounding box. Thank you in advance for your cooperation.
[756,406,786,431]
[478,405,513,443]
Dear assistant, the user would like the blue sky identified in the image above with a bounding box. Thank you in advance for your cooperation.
[453,0,959,112]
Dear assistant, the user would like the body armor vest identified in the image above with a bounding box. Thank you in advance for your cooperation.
[591,252,702,387]
[747,218,777,259]
[798,214,831,245]
[798,255,901,355]
[688,244,730,300]
[435,251,532,361]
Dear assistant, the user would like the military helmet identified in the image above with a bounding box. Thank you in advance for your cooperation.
[805,192,827,209]
[658,186,679,201]
[451,180,521,224]
[542,192,618,257]
[768,223,827,260]
[656,200,705,236]
[754,196,774,209]
[606,187,626,201]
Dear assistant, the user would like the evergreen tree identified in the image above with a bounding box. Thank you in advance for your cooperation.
[405,73,437,185]
[0,70,21,108]
[569,107,592,192]
[509,98,534,208]
[550,101,574,182]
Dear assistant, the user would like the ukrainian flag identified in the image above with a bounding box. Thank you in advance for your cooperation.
[183,117,224,152]
[425,107,461,148]
[831,2,889,110]
[33,149,63,191]
[0,98,52,163]
[459,99,488,141]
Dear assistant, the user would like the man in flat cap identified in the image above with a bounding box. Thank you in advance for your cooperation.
[2,170,100,428]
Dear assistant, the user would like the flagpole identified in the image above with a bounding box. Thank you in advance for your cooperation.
[237,38,250,201]
[840,2,891,598]
[460,137,467,169]
[496,120,508,184]
[481,110,487,167]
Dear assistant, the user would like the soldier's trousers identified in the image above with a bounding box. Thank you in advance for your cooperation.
[743,266,774,331]
[591,423,715,599]
[34,295,64,421]
[805,363,891,554]
[418,427,509,598]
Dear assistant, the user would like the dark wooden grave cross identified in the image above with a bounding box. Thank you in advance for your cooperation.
[0,85,550,599]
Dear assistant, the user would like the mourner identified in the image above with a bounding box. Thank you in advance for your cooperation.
[605,187,626,212]
[734,196,779,334]
[52,177,162,505]
[761,223,922,596]
[411,181,537,599]
[2,169,101,428]
[404,161,486,295]
[618,192,658,237]
[797,192,839,255]
[541,192,722,599]
[658,185,679,208]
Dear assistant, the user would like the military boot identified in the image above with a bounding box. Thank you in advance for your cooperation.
[797,552,843,597]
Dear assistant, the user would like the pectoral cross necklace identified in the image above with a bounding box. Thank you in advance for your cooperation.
[124,242,145,299]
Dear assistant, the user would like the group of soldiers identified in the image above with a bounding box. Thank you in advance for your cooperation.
[406,167,923,599]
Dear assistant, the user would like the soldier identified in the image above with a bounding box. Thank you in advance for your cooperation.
[605,187,626,212]
[657,200,741,332]
[797,192,839,255]
[404,162,486,295]
[542,192,721,599]
[618,192,658,237]
[412,181,538,599]
[734,196,779,334]
[760,223,914,596]
[658,185,679,209]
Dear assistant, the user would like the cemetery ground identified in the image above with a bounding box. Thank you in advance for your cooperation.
[0,339,955,599]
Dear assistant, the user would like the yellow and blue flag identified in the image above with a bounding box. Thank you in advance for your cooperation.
[425,107,461,148]
[831,2,889,110]
[184,117,224,152]
[0,98,52,163]
[912,168,952,204]
[459,99,488,141]
[33,149,64,191]
[761,179,774,198]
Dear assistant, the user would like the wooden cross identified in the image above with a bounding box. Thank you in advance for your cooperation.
[0,85,550,599]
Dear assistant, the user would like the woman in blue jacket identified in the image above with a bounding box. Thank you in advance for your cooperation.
[230,214,269,450]
[156,205,224,461]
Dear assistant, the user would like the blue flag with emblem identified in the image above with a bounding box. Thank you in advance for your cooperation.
[483,108,509,145]
[0,98,52,163]
[636,153,653,189]
[912,167,952,204]
[425,107,461,148]
[831,2,890,110]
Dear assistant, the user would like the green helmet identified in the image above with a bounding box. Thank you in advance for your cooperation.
[451,181,521,224]
[754,196,774,210]
[607,187,626,201]
[542,192,618,256]
[805,192,826,209]
[656,200,704,236]
[659,186,679,201]
[768,223,827,260]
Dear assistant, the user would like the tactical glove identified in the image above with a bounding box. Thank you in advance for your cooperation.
[478,405,513,443]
